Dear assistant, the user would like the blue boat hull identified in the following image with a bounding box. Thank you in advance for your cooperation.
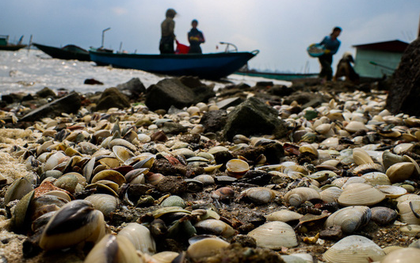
[89,50,258,79]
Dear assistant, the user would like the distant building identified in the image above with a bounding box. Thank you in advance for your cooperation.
[352,40,409,78]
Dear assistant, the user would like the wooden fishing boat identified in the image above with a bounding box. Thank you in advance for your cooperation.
[0,35,27,51]
[89,49,259,79]
[33,43,91,61]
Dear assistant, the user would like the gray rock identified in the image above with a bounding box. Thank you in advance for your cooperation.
[19,92,81,122]
[221,97,288,141]
[145,78,215,111]
[36,87,56,98]
[200,110,228,133]
[116,77,146,100]
[386,38,420,115]
[95,87,130,111]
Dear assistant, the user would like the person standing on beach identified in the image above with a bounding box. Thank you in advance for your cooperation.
[160,8,177,54]
[188,19,205,54]
[318,27,342,81]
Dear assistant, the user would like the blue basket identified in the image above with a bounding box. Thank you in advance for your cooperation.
[307,44,325,57]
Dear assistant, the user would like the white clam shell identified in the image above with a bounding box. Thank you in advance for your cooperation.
[338,183,386,206]
[325,206,371,234]
[320,187,343,203]
[248,221,298,249]
[323,235,385,263]
[118,222,156,255]
[397,200,420,225]
[194,219,236,238]
[381,247,420,263]
[352,148,374,165]
[345,121,368,133]
[265,209,303,222]
[187,237,230,260]
[284,187,321,207]
[84,194,119,218]
[361,172,391,186]
[375,185,407,198]
[386,162,415,183]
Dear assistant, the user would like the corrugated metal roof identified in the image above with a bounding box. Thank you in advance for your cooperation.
[352,40,409,53]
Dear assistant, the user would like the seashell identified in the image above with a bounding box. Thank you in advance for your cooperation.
[161,195,186,208]
[381,248,420,263]
[187,237,230,260]
[325,206,371,234]
[152,251,179,263]
[10,190,35,233]
[345,121,368,133]
[397,200,420,225]
[211,186,235,201]
[352,163,384,175]
[248,221,298,249]
[307,170,335,182]
[238,187,277,204]
[361,172,391,186]
[44,151,67,171]
[352,148,374,165]
[194,219,236,238]
[125,168,148,184]
[226,159,250,178]
[375,185,407,198]
[315,123,332,135]
[396,194,420,204]
[84,194,119,218]
[4,176,34,204]
[386,162,415,183]
[108,138,137,152]
[91,169,126,186]
[193,174,215,185]
[338,183,386,206]
[39,200,107,251]
[43,190,72,203]
[118,222,156,255]
[323,235,385,263]
[284,187,321,207]
[370,206,397,225]
[53,173,78,193]
[131,153,155,169]
[299,144,319,158]
[112,145,135,163]
[320,186,342,203]
[393,143,414,154]
[265,209,303,223]
[342,177,366,189]
[85,234,142,263]
[145,171,165,185]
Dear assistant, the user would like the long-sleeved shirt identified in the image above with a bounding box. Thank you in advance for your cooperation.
[320,36,340,54]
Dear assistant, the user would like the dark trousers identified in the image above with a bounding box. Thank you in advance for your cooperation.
[159,36,174,54]
[318,54,333,80]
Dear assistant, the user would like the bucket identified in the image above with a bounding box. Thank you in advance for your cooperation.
[176,41,190,54]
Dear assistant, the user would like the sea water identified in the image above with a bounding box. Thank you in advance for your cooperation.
[0,49,289,96]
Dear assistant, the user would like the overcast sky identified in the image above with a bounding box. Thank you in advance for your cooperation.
[2,1,419,74]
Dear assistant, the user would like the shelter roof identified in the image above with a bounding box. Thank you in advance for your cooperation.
[353,40,409,53]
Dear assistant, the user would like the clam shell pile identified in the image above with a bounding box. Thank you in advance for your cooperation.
[1,86,420,263]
